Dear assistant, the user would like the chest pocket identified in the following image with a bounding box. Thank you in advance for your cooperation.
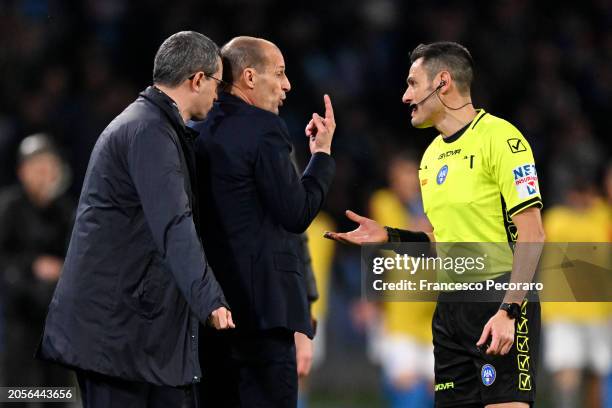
[441,154,479,204]
[419,152,481,212]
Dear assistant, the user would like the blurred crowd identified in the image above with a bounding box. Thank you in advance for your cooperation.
[0,0,610,407]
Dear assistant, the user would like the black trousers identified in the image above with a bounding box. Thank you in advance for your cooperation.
[198,328,297,408]
[76,370,193,408]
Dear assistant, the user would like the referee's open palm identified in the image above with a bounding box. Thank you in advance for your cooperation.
[324,210,387,245]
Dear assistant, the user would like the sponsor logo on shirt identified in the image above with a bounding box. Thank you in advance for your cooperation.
[512,164,539,199]
[438,149,462,160]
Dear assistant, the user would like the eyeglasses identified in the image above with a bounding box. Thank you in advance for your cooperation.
[188,72,228,91]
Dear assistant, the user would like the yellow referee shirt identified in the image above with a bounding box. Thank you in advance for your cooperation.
[418,109,543,279]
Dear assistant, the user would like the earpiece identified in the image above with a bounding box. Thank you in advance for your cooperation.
[412,80,450,107]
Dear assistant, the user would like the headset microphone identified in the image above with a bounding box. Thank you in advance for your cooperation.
[411,80,446,107]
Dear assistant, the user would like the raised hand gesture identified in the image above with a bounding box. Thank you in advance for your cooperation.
[305,94,335,155]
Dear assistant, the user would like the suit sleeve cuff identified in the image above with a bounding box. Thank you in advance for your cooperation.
[303,152,336,193]
[308,152,335,168]
[202,296,229,323]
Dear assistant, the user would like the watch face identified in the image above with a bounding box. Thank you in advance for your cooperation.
[502,303,519,318]
[509,304,520,318]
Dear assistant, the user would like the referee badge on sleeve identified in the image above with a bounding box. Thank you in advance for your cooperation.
[512,164,539,198]
[507,138,527,153]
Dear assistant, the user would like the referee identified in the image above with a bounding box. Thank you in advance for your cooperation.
[326,42,545,407]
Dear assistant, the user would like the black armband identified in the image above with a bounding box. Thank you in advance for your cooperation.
[385,226,430,243]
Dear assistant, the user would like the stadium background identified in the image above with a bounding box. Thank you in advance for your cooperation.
[0,0,610,407]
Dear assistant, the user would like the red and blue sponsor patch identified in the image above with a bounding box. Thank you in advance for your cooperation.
[512,164,539,199]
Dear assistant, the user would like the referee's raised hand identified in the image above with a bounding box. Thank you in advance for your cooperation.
[323,210,388,245]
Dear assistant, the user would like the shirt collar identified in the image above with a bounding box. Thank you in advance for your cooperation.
[441,109,486,144]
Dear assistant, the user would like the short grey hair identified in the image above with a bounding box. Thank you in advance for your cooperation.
[153,31,220,87]
[220,36,275,86]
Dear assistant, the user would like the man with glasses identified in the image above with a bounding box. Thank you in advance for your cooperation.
[189,72,227,90]
[192,36,336,407]
[37,31,234,408]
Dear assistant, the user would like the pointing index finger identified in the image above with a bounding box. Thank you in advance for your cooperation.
[324,94,334,121]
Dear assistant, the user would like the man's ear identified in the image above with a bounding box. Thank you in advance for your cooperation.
[189,72,205,92]
[438,71,451,93]
[243,68,256,90]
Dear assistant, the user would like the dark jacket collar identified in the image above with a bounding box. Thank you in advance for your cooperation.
[217,91,248,106]
[140,86,198,139]
[214,92,283,121]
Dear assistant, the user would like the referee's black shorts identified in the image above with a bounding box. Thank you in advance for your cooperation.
[433,287,540,407]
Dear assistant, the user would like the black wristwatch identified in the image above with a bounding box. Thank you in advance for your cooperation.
[499,302,521,319]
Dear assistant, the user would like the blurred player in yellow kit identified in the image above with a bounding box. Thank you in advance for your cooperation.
[369,153,435,407]
[299,212,336,408]
[542,177,611,408]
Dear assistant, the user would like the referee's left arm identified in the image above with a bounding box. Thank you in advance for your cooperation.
[503,206,545,305]
[477,125,545,355]
[477,207,544,355]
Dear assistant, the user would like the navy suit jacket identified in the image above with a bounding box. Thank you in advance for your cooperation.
[193,93,335,337]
